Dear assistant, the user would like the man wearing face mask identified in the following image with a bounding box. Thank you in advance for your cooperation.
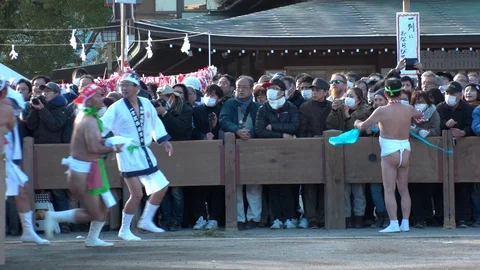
[436,81,474,228]
[296,75,314,101]
[156,84,193,231]
[255,79,299,229]
[281,76,305,109]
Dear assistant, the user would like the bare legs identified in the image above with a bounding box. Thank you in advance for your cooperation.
[380,150,411,233]
[118,177,168,241]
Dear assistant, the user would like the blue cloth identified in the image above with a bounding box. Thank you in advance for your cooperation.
[409,130,453,154]
[370,184,386,213]
[473,106,480,135]
[328,129,360,146]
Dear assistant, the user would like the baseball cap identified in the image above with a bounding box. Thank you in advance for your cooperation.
[262,78,286,91]
[308,78,329,90]
[436,71,453,82]
[444,82,463,94]
[39,82,61,93]
[182,77,201,91]
[157,84,181,97]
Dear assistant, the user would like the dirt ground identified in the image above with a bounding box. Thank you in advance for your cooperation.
[4,228,480,269]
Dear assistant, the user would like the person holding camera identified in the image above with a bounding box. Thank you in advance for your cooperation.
[155,84,193,231]
[26,81,71,232]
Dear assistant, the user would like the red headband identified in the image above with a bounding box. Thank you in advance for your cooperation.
[73,83,100,106]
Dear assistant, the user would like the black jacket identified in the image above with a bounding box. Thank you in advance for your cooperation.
[255,101,299,138]
[436,100,474,136]
[298,100,332,137]
[62,102,77,143]
[288,90,306,110]
[26,95,68,144]
[159,101,193,141]
[192,103,223,140]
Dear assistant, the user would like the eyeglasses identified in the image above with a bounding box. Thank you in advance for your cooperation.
[330,80,345,85]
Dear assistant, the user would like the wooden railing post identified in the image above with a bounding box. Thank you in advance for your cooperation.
[323,130,345,229]
[442,130,456,229]
[22,138,35,223]
[0,144,5,265]
[223,132,237,230]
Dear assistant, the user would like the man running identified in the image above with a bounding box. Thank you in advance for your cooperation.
[101,73,173,241]
[45,83,123,247]
[1,78,49,245]
[354,78,423,233]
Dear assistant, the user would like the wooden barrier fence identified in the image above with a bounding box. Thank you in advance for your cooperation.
[17,129,478,233]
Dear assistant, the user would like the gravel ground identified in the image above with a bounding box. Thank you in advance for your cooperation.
[4,228,480,269]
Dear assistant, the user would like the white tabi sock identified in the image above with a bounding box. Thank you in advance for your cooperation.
[118,212,141,241]
[138,202,165,233]
[19,211,50,245]
[45,209,77,239]
[379,220,400,233]
[400,219,410,232]
[85,221,113,247]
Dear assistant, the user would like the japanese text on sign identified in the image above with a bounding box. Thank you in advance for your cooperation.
[396,12,420,76]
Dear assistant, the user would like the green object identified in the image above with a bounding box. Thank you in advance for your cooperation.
[83,106,111,195]
[127,145,146,154]
[88,159,110,196]
[385,86,402,96]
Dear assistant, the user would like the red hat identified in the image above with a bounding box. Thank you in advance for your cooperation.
[73,83,101,106]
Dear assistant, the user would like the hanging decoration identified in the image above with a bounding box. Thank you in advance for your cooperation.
[94,66,217,94]
[80,44,86,61]
[145,30,153,59]
[9,45,18,60]
[70,29,77,49]
[181,34,191,55]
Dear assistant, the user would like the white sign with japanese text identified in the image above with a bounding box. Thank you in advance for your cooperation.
[396,12,420,77]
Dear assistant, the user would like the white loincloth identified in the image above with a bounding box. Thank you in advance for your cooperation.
[61,156,91,173]
[379,136,411,168]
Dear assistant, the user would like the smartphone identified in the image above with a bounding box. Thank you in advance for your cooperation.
[405,58,418,70]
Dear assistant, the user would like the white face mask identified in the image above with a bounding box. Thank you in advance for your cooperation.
[414,104,427,111]
[301,89,312,100]
[269,96,286,110]
[344,97,357,108]
[98,106,107,117]
[204,97,217,107]
[446,95,458,107]
[73,78,80,86]
[267,89,280,101]
[400,100,409,105]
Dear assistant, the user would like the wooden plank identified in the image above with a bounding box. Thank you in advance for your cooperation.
[344,137,442,184]
[324,130,345,229]
[152,140,223,187]
[22,138,35,213]
[223,133,237,230]
[454,137,480,183]
[237,138,325,185]
[0,146,5,265]
[443,130,456,229]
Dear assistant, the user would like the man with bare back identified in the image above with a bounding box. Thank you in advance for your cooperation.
[354,78,423,233]
[1,78,50,245]
[45,83,123,247]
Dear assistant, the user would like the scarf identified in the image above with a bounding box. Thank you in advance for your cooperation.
[235,97,252,114]
[82,107,110,196]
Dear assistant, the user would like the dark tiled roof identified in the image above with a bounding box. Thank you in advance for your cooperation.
[137,0,480,38]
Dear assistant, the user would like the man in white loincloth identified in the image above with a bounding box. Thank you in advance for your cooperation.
[101,73,173,241]
[45,83,123,247]
[354,78,423,233]
[0,78,49,245]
